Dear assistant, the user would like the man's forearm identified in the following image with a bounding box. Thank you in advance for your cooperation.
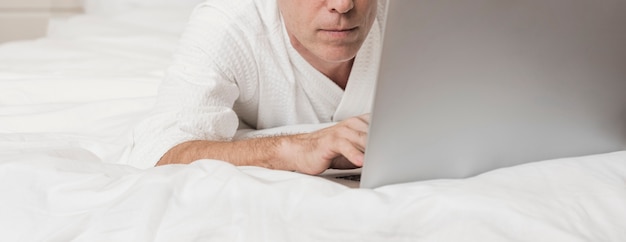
[156,136,297,171]
[156,114,370,175]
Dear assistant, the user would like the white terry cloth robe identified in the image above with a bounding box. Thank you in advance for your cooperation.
[126,0,387,169]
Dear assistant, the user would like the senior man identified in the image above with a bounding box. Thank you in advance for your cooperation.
[129,0,387,175]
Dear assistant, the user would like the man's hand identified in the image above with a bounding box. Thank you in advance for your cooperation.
[282,114,370,175]
[157,114,371,176]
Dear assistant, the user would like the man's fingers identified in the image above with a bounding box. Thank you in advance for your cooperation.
[357,113,371,124]
[294,113,371,173]
[354,130,368,152]
[332,125,368,152]
[335,139,365,167]
[343,114,370,133]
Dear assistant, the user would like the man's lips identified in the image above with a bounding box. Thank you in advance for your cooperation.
[318,27,359,40]
[320,27,358,32]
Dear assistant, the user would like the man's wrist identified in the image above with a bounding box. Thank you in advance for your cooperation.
[274,135,300,172]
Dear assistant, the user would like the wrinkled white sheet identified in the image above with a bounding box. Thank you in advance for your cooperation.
[2,148,625,241]
[0,9,625,242]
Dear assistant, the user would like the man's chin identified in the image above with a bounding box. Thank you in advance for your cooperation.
[320,40,368,61]
[317,48,360,63]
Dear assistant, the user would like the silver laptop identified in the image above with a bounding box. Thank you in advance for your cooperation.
[325,0,626,188]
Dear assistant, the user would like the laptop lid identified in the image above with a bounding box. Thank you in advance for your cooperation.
[360,0,626,188]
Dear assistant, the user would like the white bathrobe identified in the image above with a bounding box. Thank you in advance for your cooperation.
[128,0,386,169]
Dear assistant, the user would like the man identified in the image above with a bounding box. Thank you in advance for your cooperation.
[128,0,387,175]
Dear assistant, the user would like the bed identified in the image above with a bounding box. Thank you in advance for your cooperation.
[1,1,625,241]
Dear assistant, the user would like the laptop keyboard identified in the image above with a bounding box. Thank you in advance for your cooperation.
[335,174,362,182]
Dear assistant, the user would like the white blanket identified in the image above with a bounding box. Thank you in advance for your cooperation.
[0,9,625,242]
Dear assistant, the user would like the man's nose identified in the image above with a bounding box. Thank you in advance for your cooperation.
[327,0,355,14]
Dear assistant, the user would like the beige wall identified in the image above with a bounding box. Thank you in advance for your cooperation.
[0,0,83,43]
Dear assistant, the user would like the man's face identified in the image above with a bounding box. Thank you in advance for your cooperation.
[278,0,378,64]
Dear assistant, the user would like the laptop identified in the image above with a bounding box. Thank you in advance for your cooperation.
[323,0,626,188]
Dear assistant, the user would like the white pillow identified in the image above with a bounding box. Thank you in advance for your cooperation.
[82,0,205,15]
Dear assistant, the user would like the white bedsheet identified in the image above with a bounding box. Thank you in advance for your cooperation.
[0,9,625,242]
